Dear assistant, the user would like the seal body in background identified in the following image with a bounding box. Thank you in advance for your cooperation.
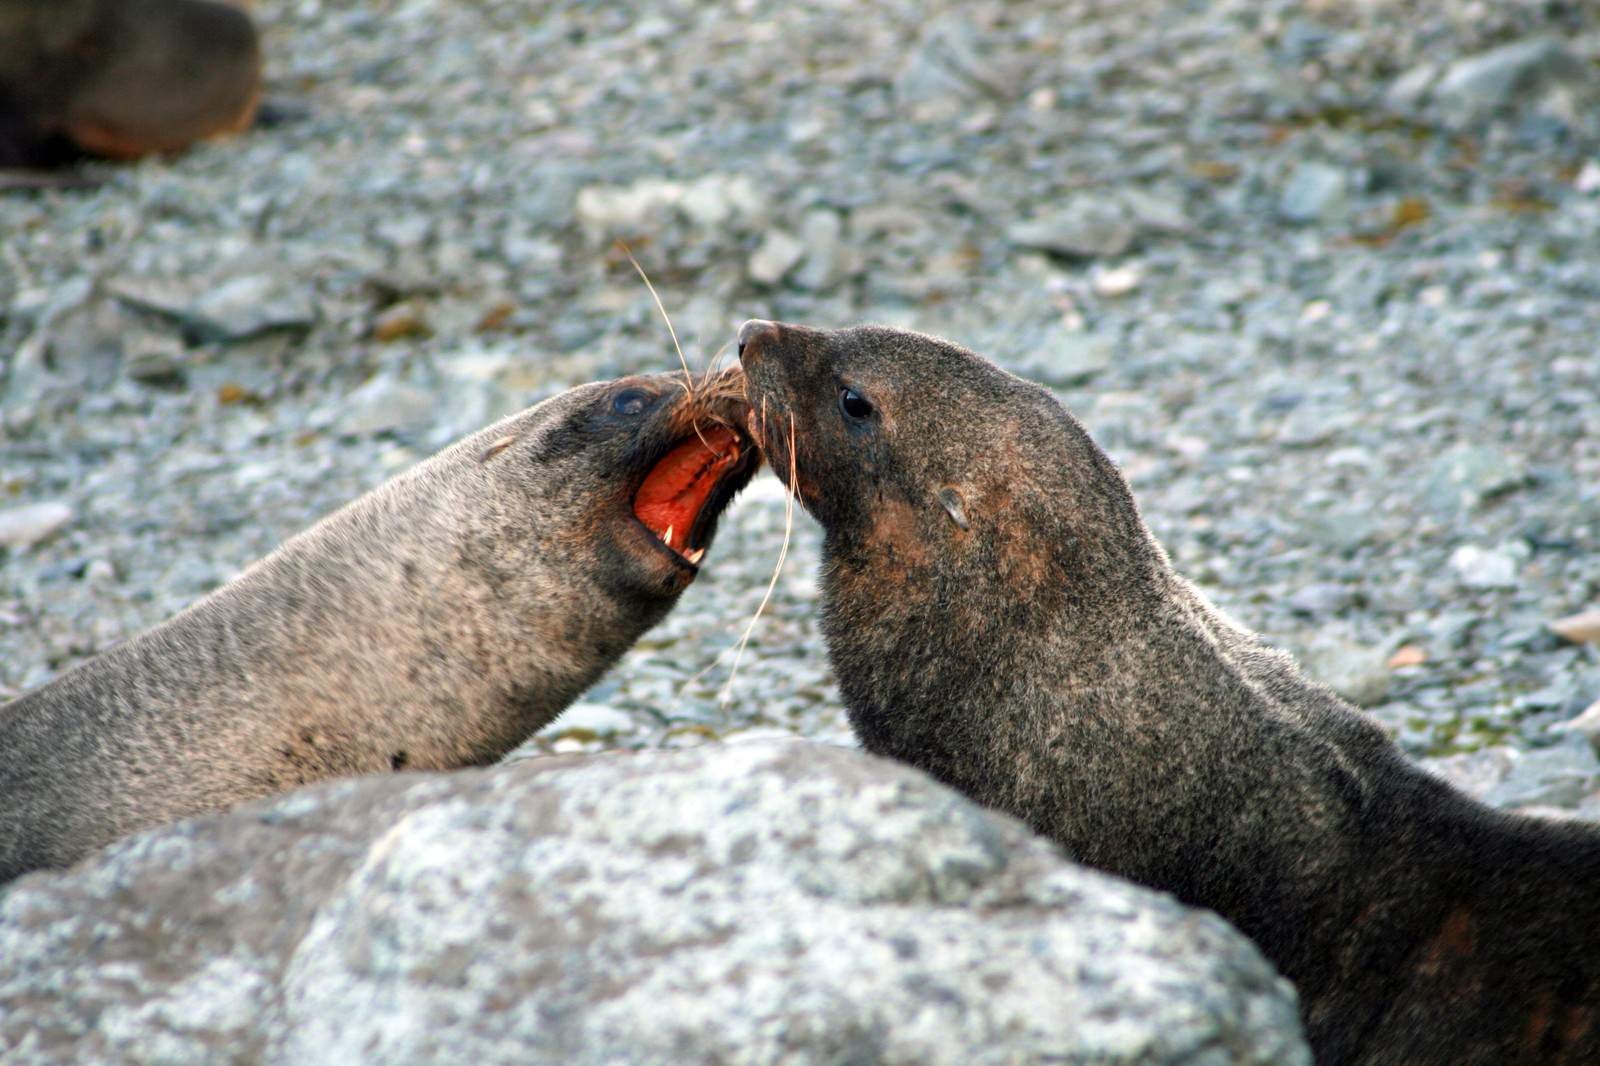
[0,0,261,167]
[0,372,757,882]
[739,319,1600,1066]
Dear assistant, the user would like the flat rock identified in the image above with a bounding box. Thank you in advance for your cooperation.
[1303,640,1391,707]
[1482,735,1600,811]
[748,228,806,285]
[1008,203,1131,258]
[1278,163,1347,224]
[113,275,316,345]
[339,378,437,437]
[0,502,73,550]
[1430,39,1589,123]
[1550,610,1600,646]
[1450,543,1524,591]
[0,742,1309,1065]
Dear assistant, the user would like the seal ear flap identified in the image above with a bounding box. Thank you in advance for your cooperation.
[937,487,970,531]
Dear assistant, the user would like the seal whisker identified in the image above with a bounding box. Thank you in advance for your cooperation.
[616,239,695,397]
[719,413,797,705]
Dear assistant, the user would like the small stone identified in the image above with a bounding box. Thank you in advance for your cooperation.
[1288,583,1354,616]
[1011,329,1115,388]
[1576,160,1600,195]
[1549,609,1600,646]
[83,559,118,584]
[1303,641,1391,707]
[216,382,256,406]
[748,229,806,285]
[549,702,638,736]
[0,501,73,549]
[1483,735,1600,810]
[678,174,768,229]
[341,379,436,437]
[1425,445,1527,513]
[1430,39,1588,124]
[1007,199,1136,259]
[1278,163,1347,223]
[371,302,432,343]
[1299,300,1333,324]
[1091,264,1143,298]
[1418,747,1514,801]
[791,209,853,292]
[1385,62,1440,112]
[1554,699,1600,744]
[1386,645,1427,669]
[1449,544,1521,590]
[124,337,189,386]
[184,275,317,344]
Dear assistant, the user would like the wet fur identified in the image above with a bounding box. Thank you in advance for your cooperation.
[740,321,1600,1065]
[0,375,753,883]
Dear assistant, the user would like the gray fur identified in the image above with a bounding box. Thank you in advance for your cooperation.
[740,321,1600,1066]
[0,374,753,882]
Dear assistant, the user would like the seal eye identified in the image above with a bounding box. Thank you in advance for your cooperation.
[612,388,650,417]
[839,386,874,422]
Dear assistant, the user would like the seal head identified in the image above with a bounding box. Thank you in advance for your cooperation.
[740,320,1600,1065]
[494,370,760,599]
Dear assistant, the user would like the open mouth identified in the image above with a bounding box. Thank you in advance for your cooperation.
[632,423,751,568]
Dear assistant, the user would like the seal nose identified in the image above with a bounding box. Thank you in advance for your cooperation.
[737,319,780,361]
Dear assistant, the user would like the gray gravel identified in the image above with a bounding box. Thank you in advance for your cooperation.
[2,1,1598,808]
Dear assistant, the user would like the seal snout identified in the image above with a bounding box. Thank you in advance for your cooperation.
[736,319,781,360]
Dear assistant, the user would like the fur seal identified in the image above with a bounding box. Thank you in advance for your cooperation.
[0,0,261,168]
[0,371,757,882]
[738,319,1600,1066]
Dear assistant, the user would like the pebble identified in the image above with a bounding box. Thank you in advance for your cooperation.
[1429,39,1589,125]
[748,230,806,286]
[792,210,853,292]
[1549,610,1600,646]
[1482,735,1600,810]
[1092,264,1143,298]
[548,702,639,736]
[1302,641,1391,708]
[340,379,438,437]
[182,275,317,344]
[1278,163,1347,224]
[0,502,74,550]
[1288,583,1354,617]
[1007,199,1137,259]
[1449,544,1523,591]
[1555,700,1600,745]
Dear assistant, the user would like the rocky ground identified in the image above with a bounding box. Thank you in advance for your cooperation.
[2,0,1598,812]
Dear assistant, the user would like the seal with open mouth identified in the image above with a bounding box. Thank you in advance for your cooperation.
[0,370,757,882]
[739,319,1600,1066]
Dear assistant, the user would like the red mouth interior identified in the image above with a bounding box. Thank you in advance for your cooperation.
[633,424,743,561]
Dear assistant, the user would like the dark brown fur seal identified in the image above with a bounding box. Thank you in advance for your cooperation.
[0,0,260,168]
[0,372,756,882]
[738,319,1600,1066]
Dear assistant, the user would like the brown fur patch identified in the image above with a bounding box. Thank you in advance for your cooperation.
[867,497,932,574]
[1417,905,1476,976]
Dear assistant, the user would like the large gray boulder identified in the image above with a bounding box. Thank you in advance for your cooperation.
[0,741,1309,1065]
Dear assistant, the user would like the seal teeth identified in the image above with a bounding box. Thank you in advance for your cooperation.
[685,547,705,565]
[663,525,675,548]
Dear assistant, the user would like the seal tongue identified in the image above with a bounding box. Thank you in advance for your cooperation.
[634,424,742,558]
